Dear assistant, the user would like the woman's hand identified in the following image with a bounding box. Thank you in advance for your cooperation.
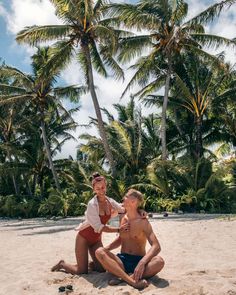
[138,209,147,219]
[119,222,130,233]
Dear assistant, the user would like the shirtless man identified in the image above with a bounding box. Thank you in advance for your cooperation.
[95,189,165,290]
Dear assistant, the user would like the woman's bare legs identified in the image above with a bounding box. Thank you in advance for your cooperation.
[51,233,89,274]
[89,240,105,272]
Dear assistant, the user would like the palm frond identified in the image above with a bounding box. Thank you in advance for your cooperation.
[0,66,34,86]
[89,40,107,77]
[99,45,124,80]
[16,25,72,46]
[44,41,75,77]
[0,94,32,106]
[108,2,161,31]
[134,75,166,99]
[54,85,87,102]
[183,44,226,69]
[92,24,117,51]
[101,108,115,122]
[171,0,188,24]
[191,33,236,49]
[186,0,236,26]
[111,121,132,156]
[118,35,152,64]
[0,84,27,95]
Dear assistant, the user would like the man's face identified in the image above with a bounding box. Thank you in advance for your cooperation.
[122,194,138,209]
[93,180,106,196]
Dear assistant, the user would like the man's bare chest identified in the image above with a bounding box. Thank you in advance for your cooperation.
[120,219,145,240]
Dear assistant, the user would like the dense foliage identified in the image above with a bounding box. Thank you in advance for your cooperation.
[0,0,235,217]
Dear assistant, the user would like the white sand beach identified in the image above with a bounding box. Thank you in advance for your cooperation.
[1,214,236,295]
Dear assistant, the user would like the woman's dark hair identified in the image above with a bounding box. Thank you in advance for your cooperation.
[92,172,101,179]
[91,172,105,187]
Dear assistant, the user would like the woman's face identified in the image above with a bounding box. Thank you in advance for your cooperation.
[93,180,106,197]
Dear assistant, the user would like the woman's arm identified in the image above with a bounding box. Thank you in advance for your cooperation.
[101,222,130,233]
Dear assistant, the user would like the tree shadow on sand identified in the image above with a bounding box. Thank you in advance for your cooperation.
[150,213,224,222]
[0,217,84,235]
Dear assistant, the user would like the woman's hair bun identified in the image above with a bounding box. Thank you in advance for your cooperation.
[92,172,101,179]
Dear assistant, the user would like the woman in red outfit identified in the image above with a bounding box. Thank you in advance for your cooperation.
[51,172,129,274]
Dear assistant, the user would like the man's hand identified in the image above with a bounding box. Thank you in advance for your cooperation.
[133,261,146,282]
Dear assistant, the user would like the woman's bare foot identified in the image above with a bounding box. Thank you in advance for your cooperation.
[51,260,65,272]
[132,279,149,290]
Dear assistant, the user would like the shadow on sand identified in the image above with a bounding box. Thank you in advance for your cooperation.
[0,217,84,235]
[80,272,169,291]
[149,213,225,222]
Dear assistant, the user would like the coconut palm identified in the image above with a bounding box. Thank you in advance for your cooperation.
[79,97,161,186]
[15,0,127,175]
[210,68,236,153]
[109,0,236,160]
[0,103,26,195]
[169,53,222,158]
[0,47,85,190]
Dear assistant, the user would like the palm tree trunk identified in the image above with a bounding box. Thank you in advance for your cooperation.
[161,65,171,160]
[12,174,19,195]
[23,175,33,197]
[82,44,116,175]
[6,152,19,195]
[32,174,37,195]
[40,120,60,190]
[195,115,203,158]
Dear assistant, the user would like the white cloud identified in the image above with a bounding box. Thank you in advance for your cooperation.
[5,0,60,34]
[1,0,62,65]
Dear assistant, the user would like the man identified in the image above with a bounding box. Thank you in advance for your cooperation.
[95,189,165,290]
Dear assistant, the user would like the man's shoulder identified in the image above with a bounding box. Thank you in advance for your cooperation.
[138,217,151,227]
[131,216,151,228]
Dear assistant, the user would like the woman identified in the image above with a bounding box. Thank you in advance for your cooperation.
[51,172,129,274]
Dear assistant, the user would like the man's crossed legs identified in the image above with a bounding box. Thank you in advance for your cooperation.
[95,248,164,290]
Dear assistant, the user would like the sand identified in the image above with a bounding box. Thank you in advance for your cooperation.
[1,214,236,295]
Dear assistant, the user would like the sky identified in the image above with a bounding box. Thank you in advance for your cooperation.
[0,0,236,159]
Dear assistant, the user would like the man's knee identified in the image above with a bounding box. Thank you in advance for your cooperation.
[95,247,106,260]
[154,256,165,270]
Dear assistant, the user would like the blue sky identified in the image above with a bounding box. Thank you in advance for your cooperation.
[0,2,30,71]
[0,0,236,158]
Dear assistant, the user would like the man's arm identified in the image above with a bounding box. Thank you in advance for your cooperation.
[133,220,161,282]
[104,235,122,251]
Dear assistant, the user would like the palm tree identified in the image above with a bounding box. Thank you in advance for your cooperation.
[210,67,236,154]
[0,103,25,195]
[0,47,85,190]
[170,53,222,158]
[79,97,161,186]
[109,0,236,160]
[16,0,126,175]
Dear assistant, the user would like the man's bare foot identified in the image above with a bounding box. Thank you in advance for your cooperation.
[51,260,64,272]
[108,277,123,286]
[132,279,149,290]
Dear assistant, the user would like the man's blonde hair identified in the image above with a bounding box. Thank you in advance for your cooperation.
[127,189,144,206]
